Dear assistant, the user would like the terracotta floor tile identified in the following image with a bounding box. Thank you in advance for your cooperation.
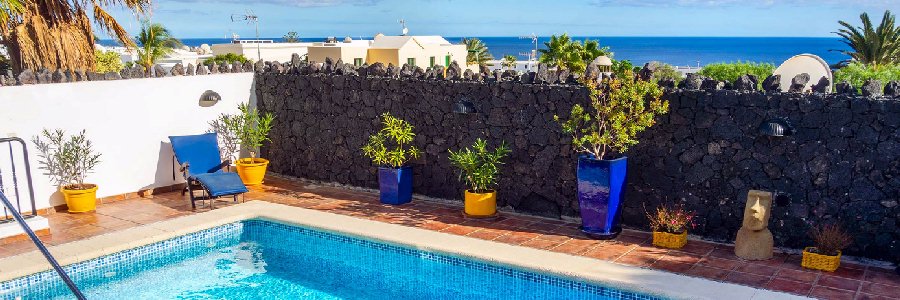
[708,248,740,260]
[533,234,570,243]
[493,231,541,245]
[765,278,813,296]
[860,282,899,297]
[583,242,636,261]
[809,286,856,300]
[684,265,731,280]
[650,259,695,273]
[678,241,715,256]
[855,293,896,300]
[615,247,667,267]
[697,256,742,270]
[724,271,771,288]
[735,263,780,277]
[775,268,820,284]
[830,265,868,280]
[659,250,703,264]
[550,239,601,255]
[418,220,453,231]
[441,225,480,236]
[818,275,863,291]
[520,238,565,250]
[466,229,505,241]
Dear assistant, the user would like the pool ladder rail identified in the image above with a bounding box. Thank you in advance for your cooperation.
[0,137,85,299]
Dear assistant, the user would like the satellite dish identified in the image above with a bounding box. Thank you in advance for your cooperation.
[399,19,408,36]
[773,54,832,93]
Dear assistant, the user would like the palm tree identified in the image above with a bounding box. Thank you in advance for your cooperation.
[501,54,517,70]
[0,0,149,73]
[462,37,493,67]
[835,10,900,69]
[135,22,183,71]
[539,34,611,74]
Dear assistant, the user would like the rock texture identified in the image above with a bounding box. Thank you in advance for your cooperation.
[255,72,900,262]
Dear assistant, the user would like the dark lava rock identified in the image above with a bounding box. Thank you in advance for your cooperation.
[130,66,145,78]
[218,62,229,73]
[36,69,52,84]
[291,53,302,66]
[16,69,36,85]
[232,61,242,73]
[104,71,121,80]
[885,81,900,98]
[639,61,660,81]
[254,60,265,73]
[535,63,551,84]
[400,64,413,77]
[789,73,810,93]
[463,69,474,81]
[52,69,68,83]
[479,65,490,77]
[431,65,445,80]
[679,73,704,90]
[86,71,104,81]
[733,74,758,91]
[74,69,87,81]
[701,79,724,90]
[412,66,425,79]
[862,79,882,97]
[446,61,462,80]
[762,74,781,92]
[153,64,167,77]
[196,64,209,75]
[186,64,195,76]
[658,78,676,89]
[368,62,386,77]
[170,63,184,76]
[810,76,830,93]
[385,63,397,77]
[835,81,854,95]
[242,61,253,72]
[119,68,131,80]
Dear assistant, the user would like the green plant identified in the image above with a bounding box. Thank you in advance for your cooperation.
[539,34,611,74]
[611,59,636,79]
[836,10,900,68]
[652,63,684,83]
[834,62,900,90]
[221,103,274,160]
[204,53,249,65]
[32,129,101,190]
[94,49,123,73]
[462,37,493,67]
[646,204,696,234]
[448,138,511,193]
[135,22,183,71]
[361,113,421,168]
[501,54,517,70]
[809,223,852,256]
[209,115,240,163]
[555,70,668,159]
[123,61,134,69]
[698,61,775,88]
[282,31,301,43]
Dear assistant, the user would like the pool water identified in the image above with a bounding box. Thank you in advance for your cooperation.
[1,220,663,300]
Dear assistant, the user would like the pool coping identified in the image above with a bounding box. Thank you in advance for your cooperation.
[0,201,808,300]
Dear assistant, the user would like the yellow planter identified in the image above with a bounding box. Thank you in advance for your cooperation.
[652,231,688,249]
[464,190,497,217]
[801,247,841,272]
[60,184,98,213]
[235,158,269,185]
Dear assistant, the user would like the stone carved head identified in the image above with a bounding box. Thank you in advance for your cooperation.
[742,190,773,231]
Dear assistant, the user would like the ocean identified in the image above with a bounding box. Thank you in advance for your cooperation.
[99,36,850,67]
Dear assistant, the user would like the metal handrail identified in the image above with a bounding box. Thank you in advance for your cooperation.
[0,192,85,299]
[0,137,85,299]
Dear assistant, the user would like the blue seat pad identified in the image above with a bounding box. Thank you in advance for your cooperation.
[192,172,249,197]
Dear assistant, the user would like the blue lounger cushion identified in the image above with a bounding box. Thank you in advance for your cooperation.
[192,172,249,197]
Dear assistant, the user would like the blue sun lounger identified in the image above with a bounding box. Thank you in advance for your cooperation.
[169,133,248,209]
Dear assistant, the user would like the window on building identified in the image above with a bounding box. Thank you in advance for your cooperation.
[354,58,363,66]
[429,56,436,67]
[407,58,416,67]
[445,55,451,67]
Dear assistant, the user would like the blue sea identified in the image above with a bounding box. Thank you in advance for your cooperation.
[100,36,850,67]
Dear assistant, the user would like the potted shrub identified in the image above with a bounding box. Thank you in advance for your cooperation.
[32,129,102,213]
[555,70,668,239]
[448,138,511,218]
[647,204,696,249]
[362,113,421,205]
[802,223,852,272]
[223,103,274,185]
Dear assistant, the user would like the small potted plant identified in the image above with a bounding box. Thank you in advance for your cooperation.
[555,70,668,239]
[802,223,852,272]
[224,103,274,185]
[448,138,511,218]
[647,204,696,249]
[361,113,421,205]
[32,129,102,213]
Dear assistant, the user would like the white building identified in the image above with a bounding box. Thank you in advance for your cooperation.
[210,40,315,62]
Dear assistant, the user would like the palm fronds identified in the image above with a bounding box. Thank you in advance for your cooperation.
[462,37,493,67]
[835,10,900,69]
[135,22,182,71]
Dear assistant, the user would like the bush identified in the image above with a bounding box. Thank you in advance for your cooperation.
[646,204,696,234]
[218,103,274,160]
[834,62,900,90]
[204,53,248,65]
[32,129,101,190]
[809,223,852,256]
[448,138,511,193]
[361,113,421,168]
[652,63,684,84]
[94,50,124,73]
[698,61,775,87]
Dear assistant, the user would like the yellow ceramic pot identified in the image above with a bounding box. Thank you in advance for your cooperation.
[652,231,688,249]
[60,184,98,213]
[464,190,497,217]
[801,247,841,272]
[235,158,269,185]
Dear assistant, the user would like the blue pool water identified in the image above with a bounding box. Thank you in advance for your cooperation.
[0,220,663,299]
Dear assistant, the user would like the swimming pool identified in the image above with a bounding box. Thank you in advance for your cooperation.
[0,219,662,299]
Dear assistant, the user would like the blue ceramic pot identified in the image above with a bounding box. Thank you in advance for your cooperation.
[378,166,412,205]
[577,155,627,240]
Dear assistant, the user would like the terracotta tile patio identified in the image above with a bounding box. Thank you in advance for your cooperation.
[1,175,897,300]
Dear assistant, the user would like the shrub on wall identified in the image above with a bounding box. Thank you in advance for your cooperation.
[698,61,775,87]
[834,62,900,89]
[653,63,684,84]
[205,53,249,65]
[94,50,124,73]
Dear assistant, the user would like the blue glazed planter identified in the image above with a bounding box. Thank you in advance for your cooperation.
[577,155,627,240]
[378,166,413,205]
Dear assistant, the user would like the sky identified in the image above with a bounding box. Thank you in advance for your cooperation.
[106,0,900,39]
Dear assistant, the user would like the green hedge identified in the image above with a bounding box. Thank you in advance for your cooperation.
[834,63,900,90]
[697,61,775,88]
[204,53,249,65]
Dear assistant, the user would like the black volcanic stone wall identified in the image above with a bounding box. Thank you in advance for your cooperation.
[255,73,900,262]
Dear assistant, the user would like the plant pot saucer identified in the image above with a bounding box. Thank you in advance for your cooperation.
[580,226,621,240]
[462,211,500,220]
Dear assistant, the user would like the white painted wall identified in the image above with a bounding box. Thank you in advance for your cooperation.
[0,74,255,212]
[210,43,313,62]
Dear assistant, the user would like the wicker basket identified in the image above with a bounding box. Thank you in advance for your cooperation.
[652,231,688,249]
[801,247,841,272]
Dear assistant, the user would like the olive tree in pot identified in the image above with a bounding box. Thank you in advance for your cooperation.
[362,113,421,205]
[555,70,668,239]
[448,138,511,218]
[221,103,274,185]
[32,129,102,213]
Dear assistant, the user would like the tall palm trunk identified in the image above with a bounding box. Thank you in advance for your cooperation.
[4,3,95,73]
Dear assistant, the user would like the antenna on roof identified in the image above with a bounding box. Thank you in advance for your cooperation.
[399,19,409,36]
[231,9,261,60]
[518,33,538,71]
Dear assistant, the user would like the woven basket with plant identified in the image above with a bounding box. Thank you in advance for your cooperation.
[802,223,852,272]
[647,204,695,249]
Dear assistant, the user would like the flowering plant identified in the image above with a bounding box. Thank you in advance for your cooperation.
[646,204,696,234]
